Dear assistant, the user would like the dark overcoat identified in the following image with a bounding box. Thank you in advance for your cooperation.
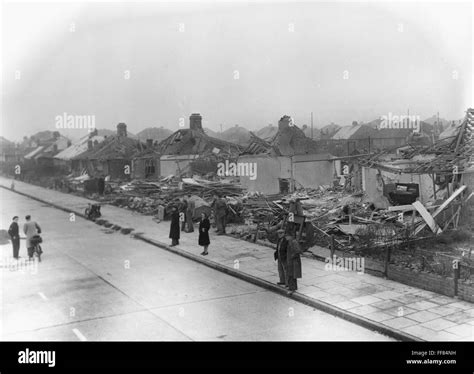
[214,198,227,218]
[169,211,180,240]
[286,238,302,279]
[274,237,288,262]
[8,222,19,239]
[198,218,210,246]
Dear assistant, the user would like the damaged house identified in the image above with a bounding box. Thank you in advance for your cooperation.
[53,129,106,170]
[131,139,161,179]
[0,137,20,164]
[157,113,243,177]
[360,108,474,209]
[23,131,70,172]
[71,123,144,180]
[238,115,338,194]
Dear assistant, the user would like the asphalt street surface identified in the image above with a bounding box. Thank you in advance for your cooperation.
[0,188,393,341]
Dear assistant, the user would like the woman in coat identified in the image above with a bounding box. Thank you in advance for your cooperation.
[198,212,210,255]
[169,206,180,246]
[285,234,302,294]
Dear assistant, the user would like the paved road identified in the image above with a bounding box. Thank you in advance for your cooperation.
[0,189,393,341]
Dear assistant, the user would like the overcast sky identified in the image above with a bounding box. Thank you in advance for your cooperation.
[1,1,472,141]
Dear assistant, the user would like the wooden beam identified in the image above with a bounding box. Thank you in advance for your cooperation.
[388,204,439,212]
[414,185,466,235]
[388,205,414,212]
[412,201,441,234]
[443,206,461,231]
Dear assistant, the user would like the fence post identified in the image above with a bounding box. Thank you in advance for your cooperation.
[330,235,335,259]
[384,246,392,278]
[453,259,460,297]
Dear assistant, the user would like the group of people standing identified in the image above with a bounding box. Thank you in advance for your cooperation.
[169,194,228,256]
[274,229,303,295]
[167,193,302,295]
[8,215,42,260]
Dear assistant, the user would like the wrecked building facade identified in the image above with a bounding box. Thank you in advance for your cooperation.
[71,123,144,180]
[360,108,474,209]
[239,115,338,194]
[158,113,243,177]
[132,139,161,179]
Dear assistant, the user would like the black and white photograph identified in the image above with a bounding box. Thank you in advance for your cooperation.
[0,0,473,369]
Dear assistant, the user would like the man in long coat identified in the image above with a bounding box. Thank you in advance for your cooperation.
[213,194,228,235]
[274,229,288,287]
[8,216,20,259]
[169,206,180,246]
[285,234,302,294]
[185,195,195,233]
[23,215,41,259]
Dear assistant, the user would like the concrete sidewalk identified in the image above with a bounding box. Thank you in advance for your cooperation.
[1,177,473,341]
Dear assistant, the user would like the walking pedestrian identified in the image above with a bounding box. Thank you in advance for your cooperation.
[23,215,42,260]
[198,212,210,255]
[8,216,20,259]
[285,234,303,295]
[274,229,288,287]
[169,206,180,246]
[186,194,195,233]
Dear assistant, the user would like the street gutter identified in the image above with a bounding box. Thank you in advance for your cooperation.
[0,183,421,342]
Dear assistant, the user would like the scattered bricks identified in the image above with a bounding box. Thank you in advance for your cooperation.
[112,224,122,231]
[103,221,113,228]
[95,219,106,226]
[120,228,133,235]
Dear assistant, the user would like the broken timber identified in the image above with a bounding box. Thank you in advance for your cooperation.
[413,185,466,235]
[412,201,442,234]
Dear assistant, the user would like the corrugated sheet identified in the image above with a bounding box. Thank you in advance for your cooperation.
[24,146,45,159]
[55,135,105,160]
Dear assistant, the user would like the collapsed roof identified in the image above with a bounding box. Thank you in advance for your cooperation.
[241,115,320,156]
[360,108,474,174]
[72,123,144,161]
[158,128,243,157]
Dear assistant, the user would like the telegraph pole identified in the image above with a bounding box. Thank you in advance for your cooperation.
[311,112,314,139]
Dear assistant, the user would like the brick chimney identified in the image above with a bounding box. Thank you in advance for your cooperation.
[190,113,203,131]
[146,139,153,148]
[117,123,127,137]
[278,115,292,131]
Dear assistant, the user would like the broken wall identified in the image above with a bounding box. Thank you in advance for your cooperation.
[160,155,198,177]
[293,160,335,189]
[237,155,291,194]
[132,157,161,179]
[462,170,474,195]
[108,159,132,180]
[362,166,436,205]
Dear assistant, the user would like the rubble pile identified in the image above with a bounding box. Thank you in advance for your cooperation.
[227,183,468,252]
[103,176,245,215]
